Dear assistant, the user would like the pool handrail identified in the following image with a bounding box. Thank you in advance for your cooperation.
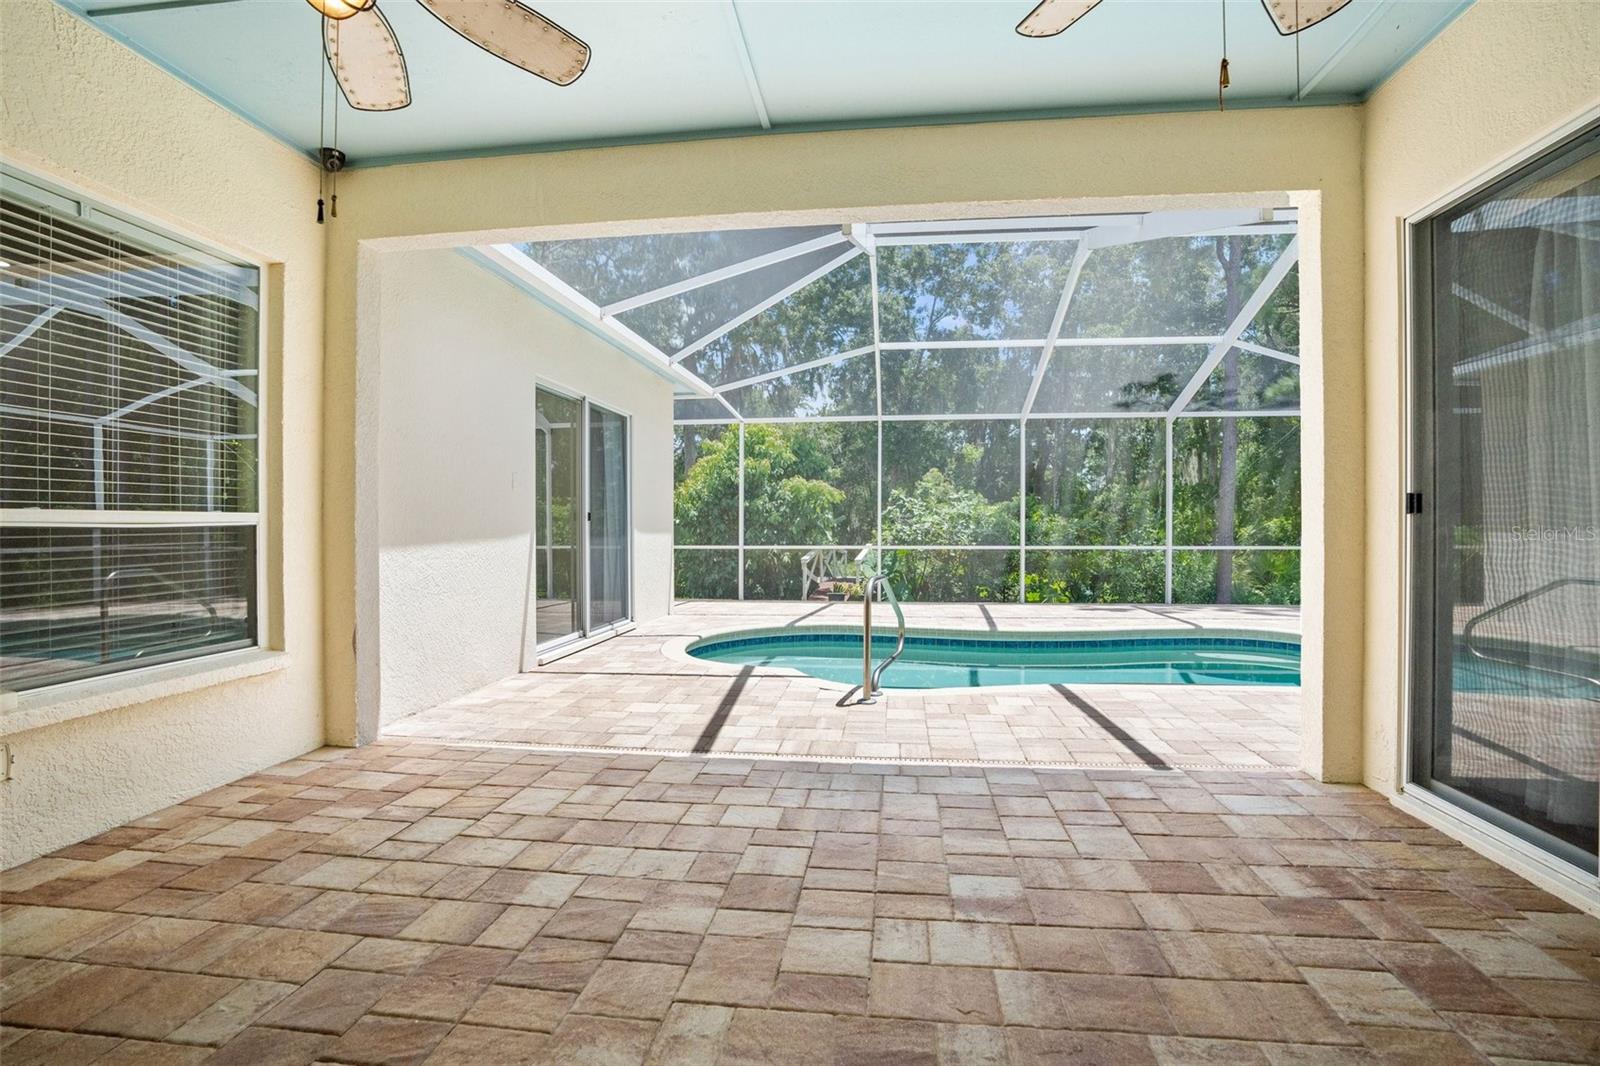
[99,566,219,663]
[861,573,907,701]
[1460,577,1600,698]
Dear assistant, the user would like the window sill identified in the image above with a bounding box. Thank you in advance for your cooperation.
[0,648,290,738]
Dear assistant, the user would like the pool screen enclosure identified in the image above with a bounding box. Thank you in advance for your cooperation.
[483,208,1303,604]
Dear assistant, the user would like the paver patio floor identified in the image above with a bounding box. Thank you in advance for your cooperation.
[4,738,1598,1065]
[386,602,1302,770]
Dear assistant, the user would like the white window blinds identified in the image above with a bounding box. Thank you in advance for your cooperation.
[0,171,262,692]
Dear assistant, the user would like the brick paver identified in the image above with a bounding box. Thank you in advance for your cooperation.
[386,602,1303,769]
[3,739,1597,1064]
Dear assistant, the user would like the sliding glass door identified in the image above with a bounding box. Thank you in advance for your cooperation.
[534,386,630,652]
[589,404,630,628]
[1410,123,1599,873]
[535,389,582,647]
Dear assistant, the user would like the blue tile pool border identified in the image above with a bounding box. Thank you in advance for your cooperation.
[687,627,1302,659]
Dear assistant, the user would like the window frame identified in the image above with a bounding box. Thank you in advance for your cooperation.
[0,163,273,699]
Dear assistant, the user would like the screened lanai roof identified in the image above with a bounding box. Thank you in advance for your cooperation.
[478,208,1301,423]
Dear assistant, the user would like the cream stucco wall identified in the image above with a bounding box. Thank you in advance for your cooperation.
[1361,0,1600,797]
[376,249,673,725]
[0,0,326,866]
[320,107,1368,772]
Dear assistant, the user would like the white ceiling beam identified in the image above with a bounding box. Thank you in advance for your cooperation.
[1450,282,1539,336]
[869,209,1295,237]
[878,338,1048,350]
[0,305,62,358]
[1056,335,1222,348]
[1232,339,1301,365]
[1019,243,1091,418]
[1299,0,1393,98]
[1167,236,1301,417]
[844,223,875,255]
[1077,212,1296,252]
[875,336,1223,351]
[670,246,863,364]
[84,0,240,17]
[874,231,1088,246]
[1116,208,1280,241]
[1450,195,1600,233]
[599,231,846,316]
[722,0,771,130]
[1197,223,1300,238]
[480,244,718,398]
[0,282,256,406]
[100,379,210,423]
[1450,317,1600,379]
[672,407,1305,427]
[712,392,745,421]
[869,214,1149,235]
[712,344,874,393]
[0,402,250,441]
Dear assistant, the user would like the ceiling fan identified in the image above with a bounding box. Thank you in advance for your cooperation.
[1016,0,1352,37]
[306,0,590,112]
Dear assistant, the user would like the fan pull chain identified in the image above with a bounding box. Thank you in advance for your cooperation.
[1218,0,1230,111]
[315,19,348,222]
[326,23,336,219]
[317,21,327,224]
[332,24,340,220]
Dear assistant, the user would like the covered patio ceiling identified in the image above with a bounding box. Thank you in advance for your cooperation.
[56,0,1472,164]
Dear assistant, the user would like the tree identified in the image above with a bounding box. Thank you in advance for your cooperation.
[668,233,1302,604]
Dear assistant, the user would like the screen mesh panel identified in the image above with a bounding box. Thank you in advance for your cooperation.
[515,210,1302,604]
[876,240,1080,343]
[1062,234,1294,338]
[1186,351,1300,411]
[518,226,839,311]
[682,255,873,389]
[879,347,1039,416]
[615,244,854,356]
[1030,343,1210,414]
[1026,419,1166,546]
[722,360,876,419]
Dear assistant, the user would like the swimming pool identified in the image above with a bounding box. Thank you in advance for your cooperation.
[686,628,1302,688]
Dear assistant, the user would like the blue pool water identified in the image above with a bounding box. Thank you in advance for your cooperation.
[687,630,1302,688]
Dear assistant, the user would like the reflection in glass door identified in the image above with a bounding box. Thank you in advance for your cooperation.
[1410,124,1599,873]
[588,404,630,629]
[535,388,582,647]
[534,387,631,651]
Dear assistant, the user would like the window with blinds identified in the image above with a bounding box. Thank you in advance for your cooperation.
[0,169,262,692]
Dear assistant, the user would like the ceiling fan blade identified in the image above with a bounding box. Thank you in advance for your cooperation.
[1015,0,1102,37]
[1259,0,1354,35]
[325,5,411,111]
[415,0,590,86]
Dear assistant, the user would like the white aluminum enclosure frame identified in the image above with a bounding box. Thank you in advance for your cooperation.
[494,209,1303,605]
[0,163,272,694]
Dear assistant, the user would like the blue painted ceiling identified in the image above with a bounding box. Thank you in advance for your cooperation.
[59,0,1474,167]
